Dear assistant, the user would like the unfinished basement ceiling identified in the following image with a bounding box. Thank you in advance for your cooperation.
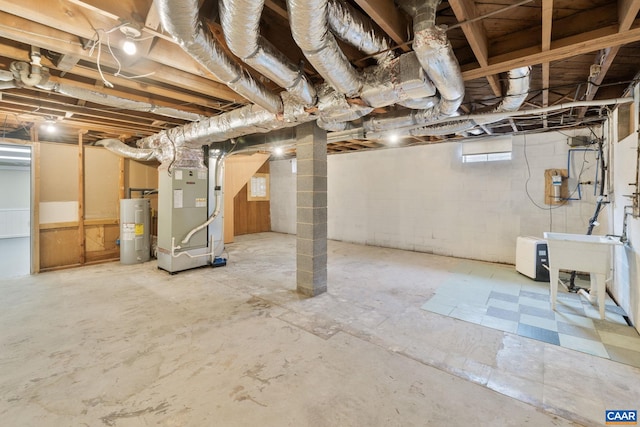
[0,0,638,154]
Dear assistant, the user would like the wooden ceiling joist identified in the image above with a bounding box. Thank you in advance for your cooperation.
[447,0,502,97]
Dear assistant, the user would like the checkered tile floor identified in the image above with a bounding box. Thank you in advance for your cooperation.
[421,260,640,368]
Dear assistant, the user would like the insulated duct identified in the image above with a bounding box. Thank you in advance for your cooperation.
[95,138,158,161]
[326,0,394,67]
[0,70,14,82]
[368,66,532,138]
[288,0,362,96]
[220,0,316,106]
[157,0,283,113]
[136,103,314,150]
[411,0,465,119]
[36,80,205,122]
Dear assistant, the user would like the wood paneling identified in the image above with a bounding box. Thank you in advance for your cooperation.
[223,152,271,243]
[234,162,271,236]
[40,227,82,269]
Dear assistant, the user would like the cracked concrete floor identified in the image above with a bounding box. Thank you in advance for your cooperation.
[1,232,638,426]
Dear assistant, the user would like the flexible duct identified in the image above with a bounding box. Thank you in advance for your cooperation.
[326,0,394,67]
[0,81,16,90]
[95,138,158,161]
[378,66,532,137]
[137,103,314,150]
[158,0,283,113]
[288,0,361,96]
[411,0,465,119]
[0,70,14,82]
[34,79,204,122]
[220,0,316,106]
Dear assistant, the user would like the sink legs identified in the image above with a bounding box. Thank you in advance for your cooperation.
[549,269,606,320]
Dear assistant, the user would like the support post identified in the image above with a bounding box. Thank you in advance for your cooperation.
[30,127,40,274]
[296,122,328,296]
[78,130,87,264]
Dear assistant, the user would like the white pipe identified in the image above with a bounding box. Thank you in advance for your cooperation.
[364,97,634,138]
[180,151,225,244]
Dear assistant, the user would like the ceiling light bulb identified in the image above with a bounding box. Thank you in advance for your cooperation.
[274,146,284,156]
[388,133,399,144]
[46,123,56,133]
[123,39,137,55]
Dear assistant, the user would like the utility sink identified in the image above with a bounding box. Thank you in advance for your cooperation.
[544,232,622,319]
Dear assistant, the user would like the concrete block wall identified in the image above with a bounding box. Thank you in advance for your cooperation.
[270,129,602,265]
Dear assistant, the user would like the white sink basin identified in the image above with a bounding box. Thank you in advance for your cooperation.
[544,232,621,273]
[543,232,621,320]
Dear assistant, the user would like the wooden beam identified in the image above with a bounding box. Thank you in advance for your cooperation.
[619,0,640,31]
[577,0,640,116]
[265,0,289,20]
[0,11,243,103]
[352,0,410,51]
[448,0,501,97]
[462,25,640,81]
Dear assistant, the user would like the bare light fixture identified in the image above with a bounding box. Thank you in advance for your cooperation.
[43,118,56,133]
[388,133,399,144]
[273,146,284,156]
[120,24,141,56]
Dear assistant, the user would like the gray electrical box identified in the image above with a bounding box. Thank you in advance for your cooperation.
[157,166,209,273]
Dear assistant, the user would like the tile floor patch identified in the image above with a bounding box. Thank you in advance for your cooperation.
[487,306,520,322]
[489,291,519,303]
[420,260,640,368]
[517,323,560,346]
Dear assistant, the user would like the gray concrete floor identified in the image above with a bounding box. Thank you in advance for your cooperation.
[1,232,638,426]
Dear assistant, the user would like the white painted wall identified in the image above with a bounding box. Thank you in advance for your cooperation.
[271,129,601,264]
[609,85,640,329]
[270,159,298,235]
[0,166,31,278]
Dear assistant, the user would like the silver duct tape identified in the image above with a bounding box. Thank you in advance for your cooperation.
[327,0,394,66]
[96,138,158,161]
[288,0,361,96]
[220,0,316,105]
[54,83,204,121]
[158,0,282,113]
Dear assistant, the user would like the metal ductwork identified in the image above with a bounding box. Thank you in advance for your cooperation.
[0,70,14,82]
[98,0,538,163]
[38,81,205,122]
[326,0,394,67]
[136,103,314,151]
[288,0,362,97]
[364,66,531,138]
[220,0,316,106]
[95,138,158,161]
[158,0,283,113]
[410,0,465,119]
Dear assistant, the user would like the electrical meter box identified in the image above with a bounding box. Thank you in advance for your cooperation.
[157,166,209,272]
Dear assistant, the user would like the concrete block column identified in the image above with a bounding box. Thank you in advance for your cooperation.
[296,122,327,296]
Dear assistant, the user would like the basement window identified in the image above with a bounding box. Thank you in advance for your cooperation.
[461,136,513,163]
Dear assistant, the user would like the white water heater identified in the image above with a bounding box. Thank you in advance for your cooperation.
[120,198,151,264]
